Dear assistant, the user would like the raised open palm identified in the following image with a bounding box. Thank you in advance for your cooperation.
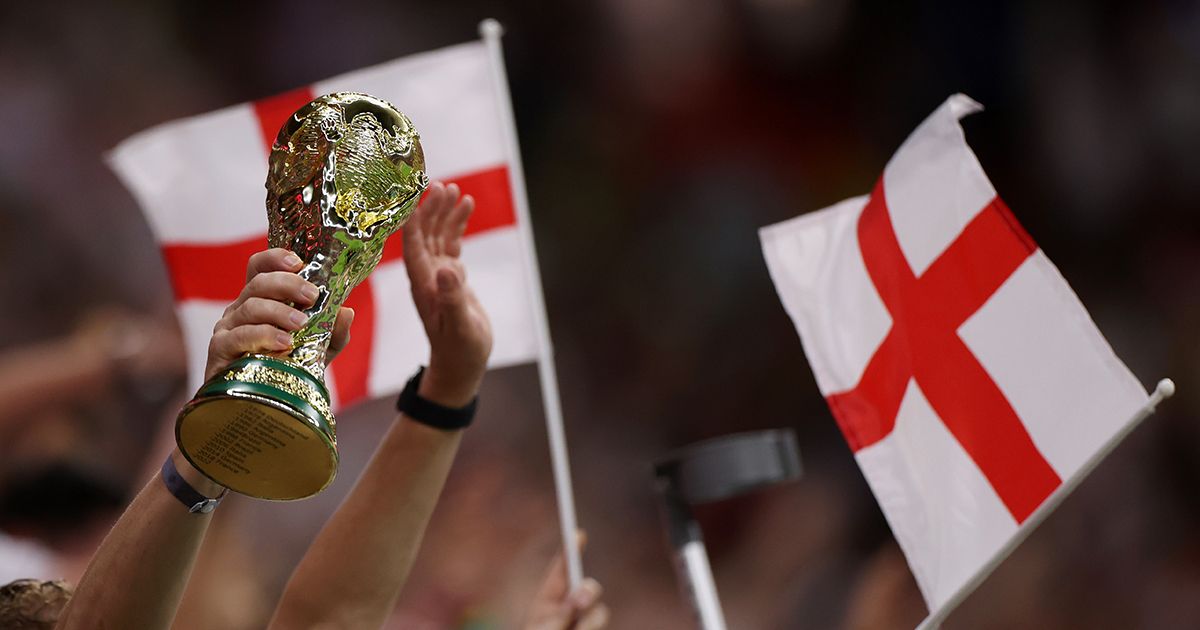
[401,182,493,405]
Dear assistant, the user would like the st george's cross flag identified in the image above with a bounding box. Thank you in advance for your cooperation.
[761,95,1154,622]
[109,41,539,408]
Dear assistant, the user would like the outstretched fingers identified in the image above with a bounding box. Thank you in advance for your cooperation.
[408,181,474,259]
[443,193,474,258]
[403,182,442,276]
[426,182,458,254]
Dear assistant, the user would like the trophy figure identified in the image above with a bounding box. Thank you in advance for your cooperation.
[175,92,428,500]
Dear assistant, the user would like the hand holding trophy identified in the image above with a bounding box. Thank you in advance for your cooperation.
[175,93,429,500]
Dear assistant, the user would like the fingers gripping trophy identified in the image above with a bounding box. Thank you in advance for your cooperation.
[176,93,429,500]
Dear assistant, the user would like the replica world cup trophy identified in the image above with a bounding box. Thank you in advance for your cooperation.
[175,93,428,500]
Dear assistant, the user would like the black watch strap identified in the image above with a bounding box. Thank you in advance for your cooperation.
[396,366,478,431]
[161,456,227,514]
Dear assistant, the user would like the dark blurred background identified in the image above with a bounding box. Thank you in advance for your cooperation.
[0,0,1198,628]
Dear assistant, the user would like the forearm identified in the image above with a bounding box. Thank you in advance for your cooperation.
[56,451,218,630]
[269,414,463,629]
[268,180,490,628]
[0,338,110,428]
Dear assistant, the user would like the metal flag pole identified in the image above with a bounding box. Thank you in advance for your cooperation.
[479,18,584,589]
[916,377,1176,630]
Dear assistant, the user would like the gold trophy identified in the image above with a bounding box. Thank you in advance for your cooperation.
[175,93,428,500]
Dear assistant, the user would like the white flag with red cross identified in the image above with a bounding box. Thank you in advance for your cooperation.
[109,40,539,408]
[761,94,1164,624]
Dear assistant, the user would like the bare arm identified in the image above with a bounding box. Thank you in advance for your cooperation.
[268,411,464,630]
[269,183,493,630]
[0,335,109,428]
[56,250,342,630]
[0,310,180,430]
[54,450,222,630]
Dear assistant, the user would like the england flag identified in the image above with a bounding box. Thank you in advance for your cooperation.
[110,40,539,408]
[761,94,1166,625]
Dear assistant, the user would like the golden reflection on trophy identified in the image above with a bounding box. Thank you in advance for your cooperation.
[175,92,429,500]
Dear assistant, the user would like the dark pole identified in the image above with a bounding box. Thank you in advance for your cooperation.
[654,429,802,630]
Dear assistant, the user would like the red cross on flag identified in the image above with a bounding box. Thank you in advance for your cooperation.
[761,95,1163,624]
[109,41,539,407]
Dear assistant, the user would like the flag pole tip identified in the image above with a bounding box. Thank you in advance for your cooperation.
[1155,378,1176,399]
[479,19,504,38]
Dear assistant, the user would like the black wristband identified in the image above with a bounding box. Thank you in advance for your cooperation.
[396,366,478,431]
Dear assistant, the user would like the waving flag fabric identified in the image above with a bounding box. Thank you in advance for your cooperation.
[760,94,1150,620]
[111,41,538,408]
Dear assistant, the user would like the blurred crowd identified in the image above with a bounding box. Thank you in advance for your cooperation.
[1,0,1198,628]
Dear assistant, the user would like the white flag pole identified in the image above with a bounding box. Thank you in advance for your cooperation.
[479,18,584,589]
[916,377,1176,630]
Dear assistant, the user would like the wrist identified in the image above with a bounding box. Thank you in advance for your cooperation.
[170,448,226,498]
[419,364,482,408]
[397,366,479,431]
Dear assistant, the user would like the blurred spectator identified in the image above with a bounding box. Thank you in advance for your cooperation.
[0,306,183,584]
